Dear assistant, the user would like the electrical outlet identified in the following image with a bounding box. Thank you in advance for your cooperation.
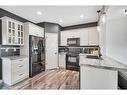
[14,48,16,51]
[5,48,8,52]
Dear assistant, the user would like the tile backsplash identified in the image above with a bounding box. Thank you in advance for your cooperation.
[0,45,20,57]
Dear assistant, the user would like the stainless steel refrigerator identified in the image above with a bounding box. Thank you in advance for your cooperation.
[29,35,45,77]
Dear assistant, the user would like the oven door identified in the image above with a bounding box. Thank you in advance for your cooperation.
[66,54,79,64]
[66,54,79,71]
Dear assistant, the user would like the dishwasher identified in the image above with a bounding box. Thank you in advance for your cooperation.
[118,71,127,89]
[0,59,3,88]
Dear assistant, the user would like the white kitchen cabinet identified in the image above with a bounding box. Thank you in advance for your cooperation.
[2,57,29,86]
[61,30,69,46]
[88,27,99,45]
[78,28,89,46]
[25,22,44,37]
[59,53,66,68]
[1,16,24,45]
[61,30,79,46]
[60,27,98,46]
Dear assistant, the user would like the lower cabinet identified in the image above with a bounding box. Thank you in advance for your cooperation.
[80,66,118,89]
[2,57,29,86]
[58,53,66,69]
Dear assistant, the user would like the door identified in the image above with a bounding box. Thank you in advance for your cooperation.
[45,33,58,70]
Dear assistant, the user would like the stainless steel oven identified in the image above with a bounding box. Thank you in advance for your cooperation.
[66,48,82,71]
[67,38,80,46]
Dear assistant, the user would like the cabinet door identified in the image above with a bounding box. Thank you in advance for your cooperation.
[7,21,13,45]
[37,26,44,37]
[20,24,24,45]
[79,29,89,46]
[16,23,24,45]
[59,54,66,68]
[61,31,69,46]
[88,27,99,45]
[29,23,44,37]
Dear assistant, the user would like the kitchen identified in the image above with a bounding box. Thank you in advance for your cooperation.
[0,6,127,90]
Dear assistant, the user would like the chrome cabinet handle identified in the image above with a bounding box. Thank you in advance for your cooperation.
[19,60,23,61]
[19,65,23,67]
[19,73,23,76]
[54,52,58,54]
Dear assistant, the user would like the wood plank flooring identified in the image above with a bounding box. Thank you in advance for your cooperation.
[10,69,79,90]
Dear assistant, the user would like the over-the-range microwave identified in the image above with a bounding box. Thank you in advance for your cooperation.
[67,38,80,46]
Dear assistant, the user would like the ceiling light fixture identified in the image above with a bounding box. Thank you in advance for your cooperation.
[37,11,42,15]
[80,14,84,19]
[124,9,127,14]
[59,19,63,23]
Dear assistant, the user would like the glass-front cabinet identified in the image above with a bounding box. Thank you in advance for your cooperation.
[1,16,24,45]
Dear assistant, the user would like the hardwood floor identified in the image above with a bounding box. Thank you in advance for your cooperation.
[10,69,79,90]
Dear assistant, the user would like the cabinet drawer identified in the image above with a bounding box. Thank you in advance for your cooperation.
[11,58,28,72]
[12,69,28,84]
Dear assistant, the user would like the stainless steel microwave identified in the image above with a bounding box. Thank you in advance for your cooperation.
[67,38,80,46]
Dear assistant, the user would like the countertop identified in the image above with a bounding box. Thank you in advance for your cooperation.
[1,55,28,60]
[79,54,127,71]
[59,52,67,55]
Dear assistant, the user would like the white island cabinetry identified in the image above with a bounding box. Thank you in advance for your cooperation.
[80,66,117,89]
[79,55,127,89]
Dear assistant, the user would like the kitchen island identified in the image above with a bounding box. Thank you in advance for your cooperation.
[79,54,127,89]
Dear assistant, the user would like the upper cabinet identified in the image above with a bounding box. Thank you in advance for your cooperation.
[1,16,24,45]
[60,27,99,46]
[25,22,44,37]
[88,27,99,45]
[61,31,70,46]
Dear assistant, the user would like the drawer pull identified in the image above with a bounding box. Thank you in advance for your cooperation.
[19,60,23,61]
[19,73,24,76]
[19,65,23,67]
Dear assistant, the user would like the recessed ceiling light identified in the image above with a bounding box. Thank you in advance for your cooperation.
[37,11,42,15]
[124,9,127,14]
[59,19,63,23]
[80,14,84,19]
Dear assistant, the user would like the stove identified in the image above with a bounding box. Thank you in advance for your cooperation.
[66,48,82,71]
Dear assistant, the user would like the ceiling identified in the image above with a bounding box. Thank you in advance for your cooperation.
[106,6,127,20]
[0,6,102,26]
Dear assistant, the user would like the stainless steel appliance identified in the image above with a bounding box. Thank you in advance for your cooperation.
[67,38,80,46]
[66,48,82,71]
[29,35,45,77]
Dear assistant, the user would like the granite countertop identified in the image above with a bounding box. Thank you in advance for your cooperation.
[1,55,28,60]
[59,52,67,55]
[79,54,127,71]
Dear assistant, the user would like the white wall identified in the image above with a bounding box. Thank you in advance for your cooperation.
[104,6,127,65]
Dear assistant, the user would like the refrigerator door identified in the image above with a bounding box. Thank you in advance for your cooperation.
[29,35,45,77]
